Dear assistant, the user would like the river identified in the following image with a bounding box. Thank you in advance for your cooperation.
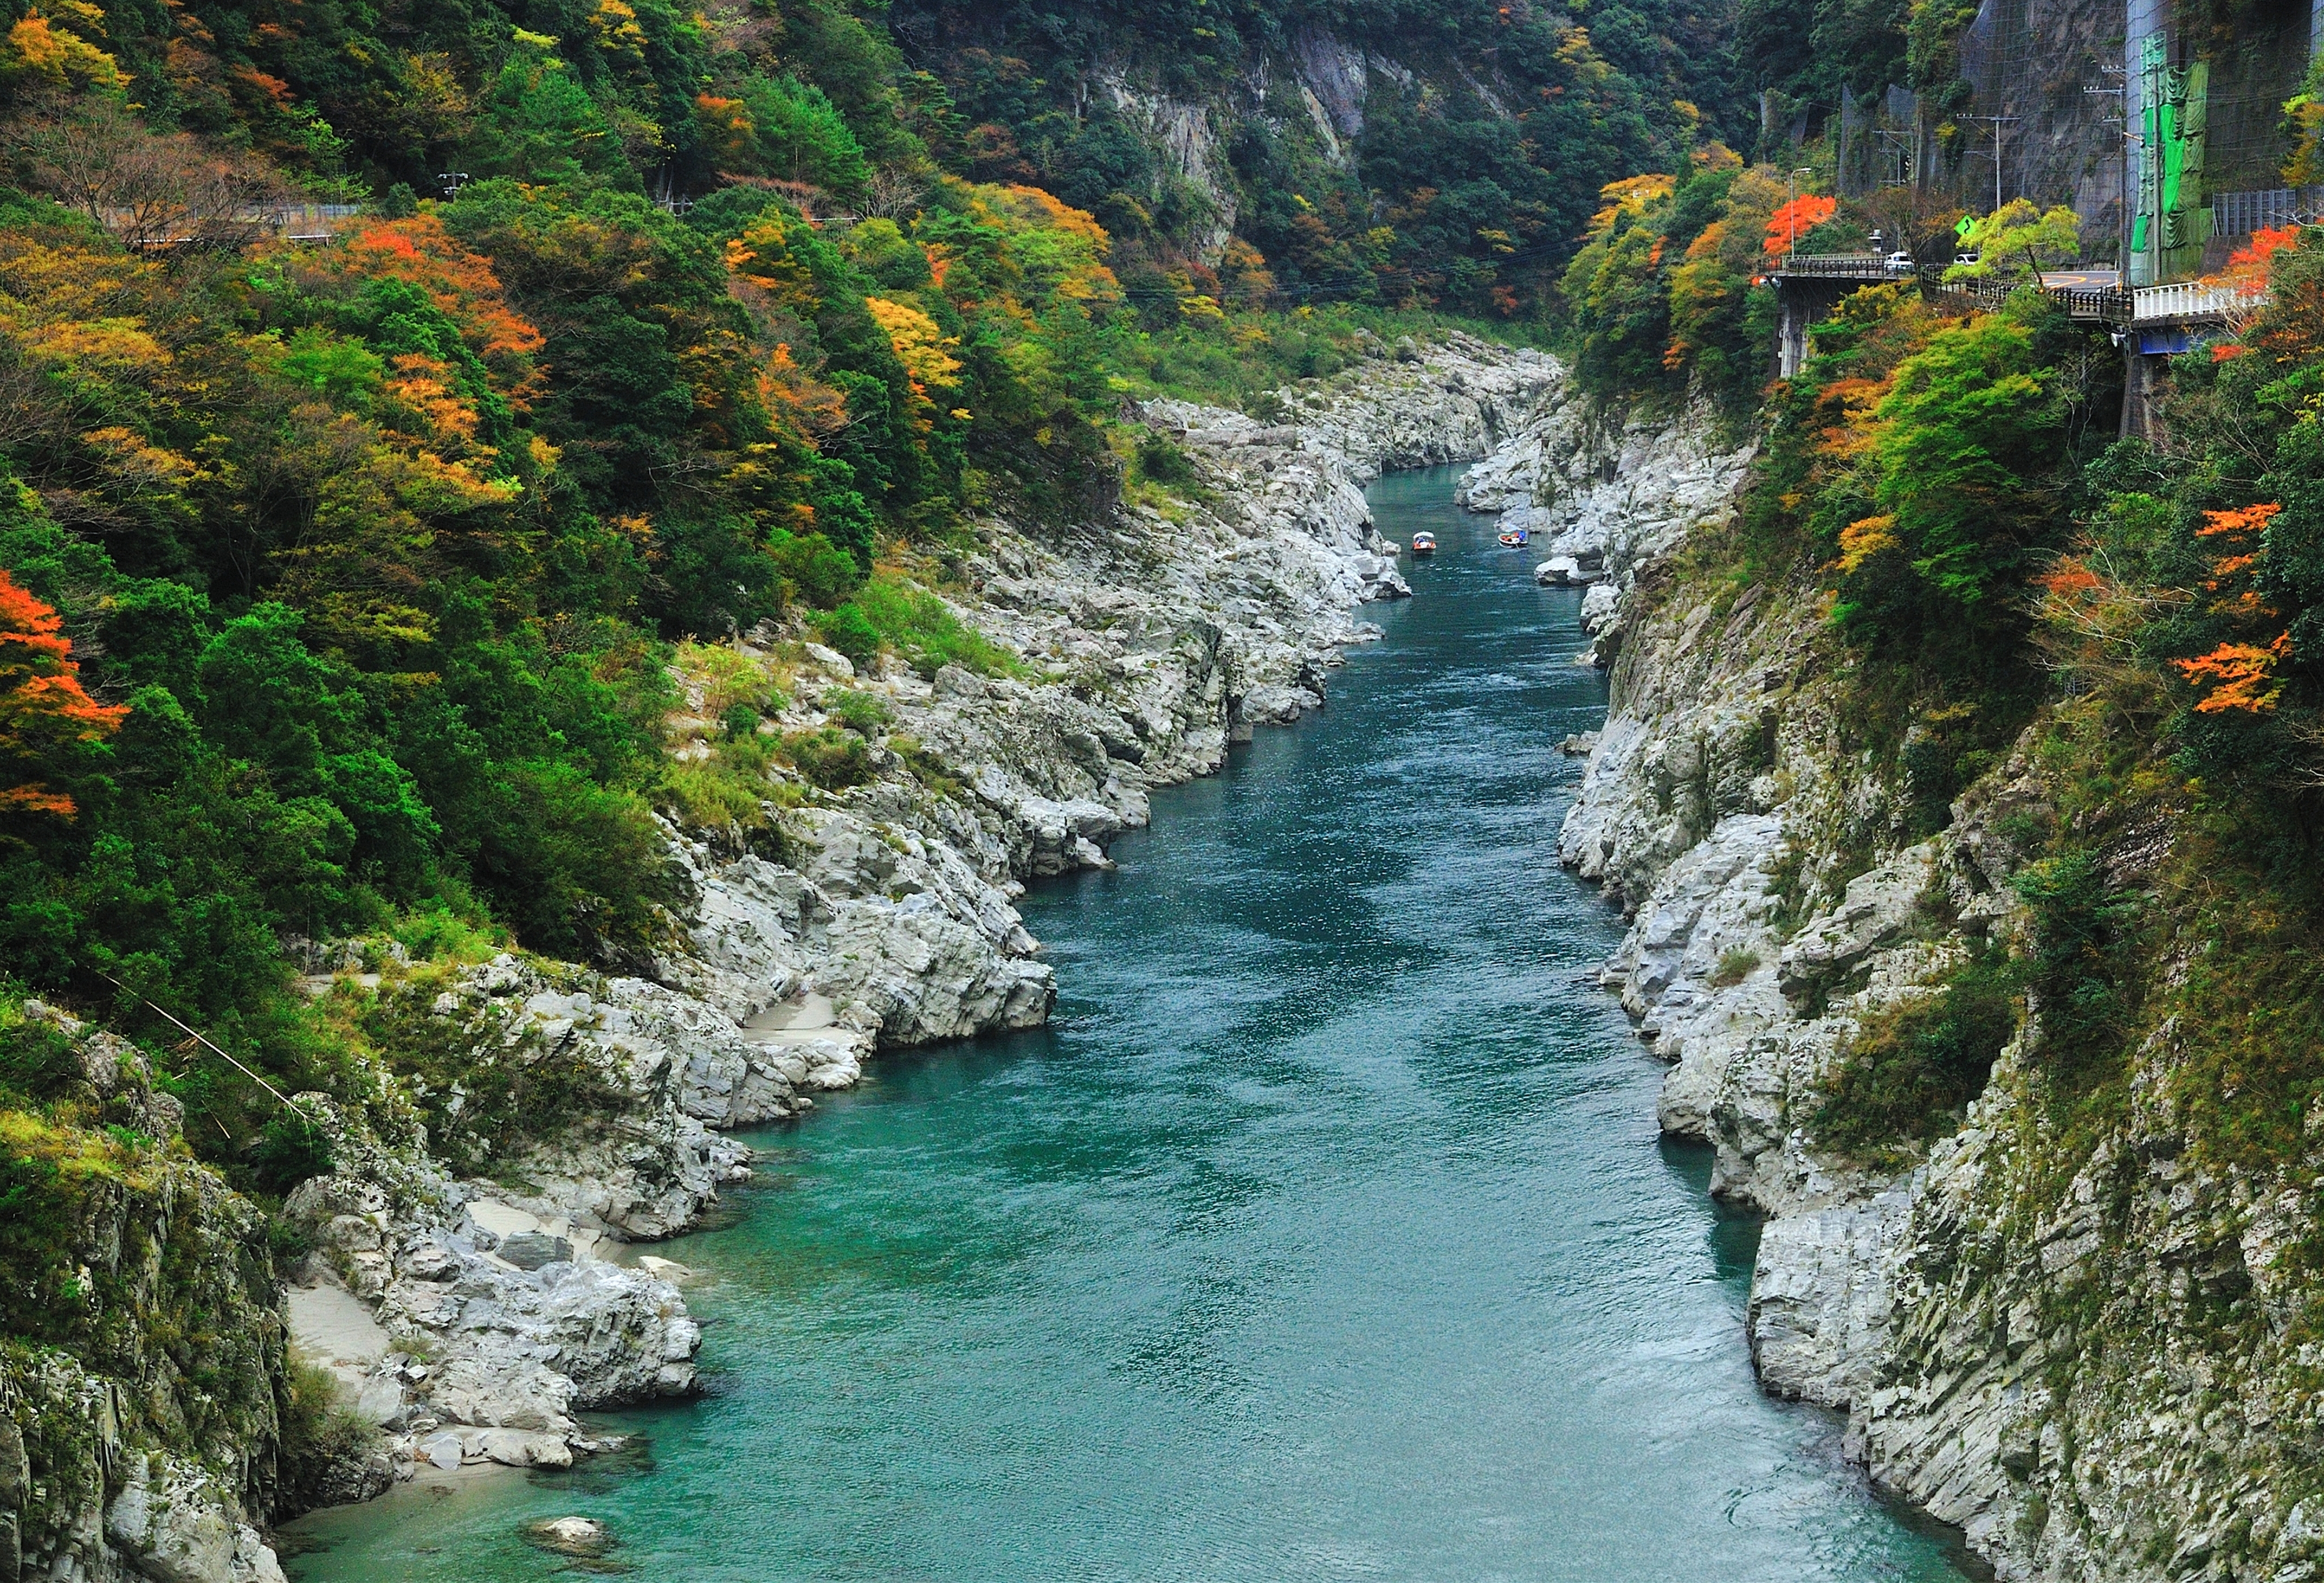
[283,466,1974,1582]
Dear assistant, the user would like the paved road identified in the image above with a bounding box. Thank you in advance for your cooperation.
[2032,268,2121,288]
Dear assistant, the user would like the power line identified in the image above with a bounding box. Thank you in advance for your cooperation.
[1959,115,2021,215]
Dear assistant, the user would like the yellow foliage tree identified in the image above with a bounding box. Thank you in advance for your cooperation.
[1,7,126,91]
[865,296,962,400]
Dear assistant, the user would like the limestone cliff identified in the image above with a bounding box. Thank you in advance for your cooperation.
[272,329,1561,1501]
[0,1011,290,1583]
[1480,390,2324,1580]
[0,333,1562,1583]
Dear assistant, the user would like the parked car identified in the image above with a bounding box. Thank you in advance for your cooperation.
[1953,250,1980,268]
[1884,251,1916,274]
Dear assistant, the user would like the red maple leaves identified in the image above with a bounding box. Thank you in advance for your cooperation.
[1762,195,1838,260]
[1,570,126,819]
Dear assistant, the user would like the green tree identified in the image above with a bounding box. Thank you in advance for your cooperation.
[1944,199,2082,285]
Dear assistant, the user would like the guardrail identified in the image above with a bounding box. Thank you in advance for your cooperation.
[2052,286,2130,322]
[2128,280,2244,325]
[1791,256,2260,337]
[254,202,363,240]
[1925,273,2249,327]
[1930,276,2113,318]
[105,201,364,250]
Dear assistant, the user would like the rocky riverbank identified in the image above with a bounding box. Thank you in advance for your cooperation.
[280,332,1561,1476]
[1483,384,2324,1579]
[0,333,1565,1583]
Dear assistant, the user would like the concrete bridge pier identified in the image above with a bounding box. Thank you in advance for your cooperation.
[2121,346,2162,440]
[1772,275,1859,378]
[2119,322,2205,439]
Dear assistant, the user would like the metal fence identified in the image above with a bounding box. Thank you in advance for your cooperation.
[2053,286,2131,322]
[1797,259,2256,332]
[2210,187,2324,237]
[101,201,363,249]
[1928,276,2135,325]
[253,202,364,240]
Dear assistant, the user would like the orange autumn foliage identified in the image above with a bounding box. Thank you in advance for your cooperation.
[1837,513,1900,573]
[756,344,848,440]
[2198,502,2283,538]
[2226,227,2301,275]
[2193,504,2283,614]
[2175,636,2292,713]
[0,570,126,819]
[384,352,482,442]
[2234,239,2324,373]
[1763,195,1837,260]
[693,93,753,165]
[320,215,545,399]
[2173,504,2293,712]
[2037,557,2104,596]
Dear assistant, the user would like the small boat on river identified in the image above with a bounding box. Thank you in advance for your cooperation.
[1498,524,1529,547]
[1410,532,1436,556]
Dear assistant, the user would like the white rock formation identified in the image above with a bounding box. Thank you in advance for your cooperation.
[1458,388,1754,664]
[279,332,1568,1517]
[105,1457,285,1583]
[1493,378,2312,1580]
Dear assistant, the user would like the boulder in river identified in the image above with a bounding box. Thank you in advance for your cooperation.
[524,1515,616,1558]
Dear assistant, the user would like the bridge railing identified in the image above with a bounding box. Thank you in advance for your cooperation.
[102,201,364,250]
[2129,280,2246,325]
[250,202,364,240]
[1778,253,1892,278]
[2052,286,2131,323]
[1791,260,2261,333]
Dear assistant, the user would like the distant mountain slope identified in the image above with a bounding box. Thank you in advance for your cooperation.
[885,0,1746,314]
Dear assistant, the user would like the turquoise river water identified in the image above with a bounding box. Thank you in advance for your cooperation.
[284,467,1976,1583]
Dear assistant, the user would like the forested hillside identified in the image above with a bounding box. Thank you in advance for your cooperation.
[1513,16,2324,1560]
[1552,132,2324,1188]
[22,0,2324,1567]
[0,0,1745,1536]
[0,0,1710,1562]
[883,0,1744,316]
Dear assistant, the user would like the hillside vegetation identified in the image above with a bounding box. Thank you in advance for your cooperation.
[1547,83,2324,1557]
[0,6,1750,1539]
[23,0,2324,1562]
[883,0,1746,318]
[1566,114,2324,1183]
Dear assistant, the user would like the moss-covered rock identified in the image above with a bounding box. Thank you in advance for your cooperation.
[0,1006,289,1583]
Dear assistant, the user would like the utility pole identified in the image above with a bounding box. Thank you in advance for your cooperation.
[1874,129,1914,188]
[2084,68,2128,274]
[1960,115,2019,216]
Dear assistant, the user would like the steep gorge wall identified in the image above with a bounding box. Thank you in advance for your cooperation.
[0,1024,289,1583]
[1481,390,2324,1581]
[1,334,1563,1583]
